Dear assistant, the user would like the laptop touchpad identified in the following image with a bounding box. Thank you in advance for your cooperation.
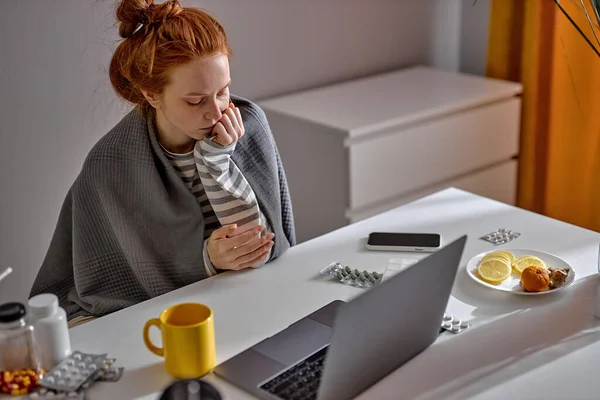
[252,318,332,366]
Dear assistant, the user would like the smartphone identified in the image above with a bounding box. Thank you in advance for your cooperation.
[366,232,442,252]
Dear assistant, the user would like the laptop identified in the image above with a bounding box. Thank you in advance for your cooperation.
[214,235,467,400]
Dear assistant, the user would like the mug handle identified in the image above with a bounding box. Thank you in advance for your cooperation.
[143,318,164,357]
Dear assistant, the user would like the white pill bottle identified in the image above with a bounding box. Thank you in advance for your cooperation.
[28,294,71,370]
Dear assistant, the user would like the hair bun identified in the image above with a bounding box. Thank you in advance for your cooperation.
[116,0,183,39]
[148,1,183,25]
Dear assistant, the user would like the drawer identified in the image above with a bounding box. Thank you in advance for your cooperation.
[347,159,518,223]
[348,98,520,210]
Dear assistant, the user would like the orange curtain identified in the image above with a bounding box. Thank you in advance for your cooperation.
[487,0,600,232]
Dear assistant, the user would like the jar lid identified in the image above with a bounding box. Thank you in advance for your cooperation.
[0,302,26,323]
[28,294,59,318]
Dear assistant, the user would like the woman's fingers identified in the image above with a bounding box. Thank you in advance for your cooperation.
[232,232,274,259]
[233,106,244,137]
[232,243,273,270]
[219,113,237,141]
[211,122,232,146]
[227,226,265,248]
[224,107,241,140]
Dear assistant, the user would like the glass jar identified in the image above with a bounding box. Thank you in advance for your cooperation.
[0,302,41,396]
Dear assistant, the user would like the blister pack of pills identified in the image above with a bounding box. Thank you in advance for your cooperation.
[93,358,123,383]
[440,313,470,334]
[38,351,106,392]
[480,228,521,245]
[28,387,84,399]
[28,352,124,399]
[320,262,382,288]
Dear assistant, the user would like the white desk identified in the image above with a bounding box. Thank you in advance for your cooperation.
[66,188,600,400]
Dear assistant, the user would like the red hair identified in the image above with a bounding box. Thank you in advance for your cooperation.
[109,0,232,113]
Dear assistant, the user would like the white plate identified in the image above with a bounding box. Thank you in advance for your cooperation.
[466,249,575,295]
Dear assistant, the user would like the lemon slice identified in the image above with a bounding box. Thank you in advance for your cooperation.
[499,251,516,266]
[513,256,546,274]
[482,251,514,267]
[477,258,512,284]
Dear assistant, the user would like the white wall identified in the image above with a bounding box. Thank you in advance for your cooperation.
[0,0,490,304]
[460,0,492,76]
[429,0,492,75]
[430,0,463,72]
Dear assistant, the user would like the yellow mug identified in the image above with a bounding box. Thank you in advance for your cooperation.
[143,303,216,379]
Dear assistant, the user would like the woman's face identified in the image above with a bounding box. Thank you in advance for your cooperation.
[147,53,231,153]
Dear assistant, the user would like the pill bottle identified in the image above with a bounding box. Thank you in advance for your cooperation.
[28,294,71,371]
[0,302,42,395]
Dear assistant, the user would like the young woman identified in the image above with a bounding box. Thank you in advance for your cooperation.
[30,0,295,326]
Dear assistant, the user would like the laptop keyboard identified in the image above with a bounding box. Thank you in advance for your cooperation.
[259,346,328,400]
[260,329,443,399]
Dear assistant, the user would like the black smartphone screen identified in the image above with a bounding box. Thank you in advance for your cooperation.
[367,232,441,248]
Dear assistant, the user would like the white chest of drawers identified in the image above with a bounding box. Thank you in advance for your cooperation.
[259,66,523,243]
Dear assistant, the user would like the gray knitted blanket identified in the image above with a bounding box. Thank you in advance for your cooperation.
[30,95,295,320]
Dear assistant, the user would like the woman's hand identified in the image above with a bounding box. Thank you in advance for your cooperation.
[207,224,274,271]
[210,103,245,147]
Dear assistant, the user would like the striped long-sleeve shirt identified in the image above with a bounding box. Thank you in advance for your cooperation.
[161,138,272,273]
[160,144,220,238]
[194,137,270,234]
[194,138,272,268]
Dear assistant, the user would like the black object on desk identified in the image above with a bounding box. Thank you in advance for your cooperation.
[159,379,222,400]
